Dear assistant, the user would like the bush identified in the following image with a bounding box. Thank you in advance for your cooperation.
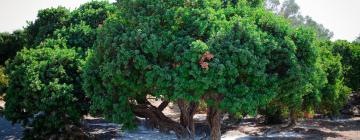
[4,47,88,139]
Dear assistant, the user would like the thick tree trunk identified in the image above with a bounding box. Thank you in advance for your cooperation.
[132,101,190,139]
[207,106,221,140]
[205,93,223,140]
[178,99,198,138]
[284,108,297,129]
[289,109,297,126]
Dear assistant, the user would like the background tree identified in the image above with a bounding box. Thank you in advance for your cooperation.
[332,40,360,92]
[315,41,351,115]
[0,30,27,65]
[354,34,360,43]
[69,1,117,28]
[53,22,96,50]
[265,0,333,40]
[26,7,70,46]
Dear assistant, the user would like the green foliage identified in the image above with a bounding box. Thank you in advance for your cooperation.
[53,22,96,49]
[2,1,117,138]
[4,47,88,138]
[0,66,8,96]
[83,0,321,130]
[0,30,27,65]
[26,7,70,46]
[315,41,351,115]
[332,40,360,92]
[25,1,115,48]
[69,1,117,28]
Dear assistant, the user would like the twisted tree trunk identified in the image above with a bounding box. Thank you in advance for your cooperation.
[132,100,190,139]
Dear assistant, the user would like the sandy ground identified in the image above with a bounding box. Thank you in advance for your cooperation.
[0,99,359,140]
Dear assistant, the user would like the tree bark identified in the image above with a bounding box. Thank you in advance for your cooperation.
[289,109,297,126]
[158,101,169,111]
[178,99,198,138]
[207,106,221,140]
[205,93,223,140]
[132,101,190,139]
[284,108,297,129]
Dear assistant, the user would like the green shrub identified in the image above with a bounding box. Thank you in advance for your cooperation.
[4,47,88,139]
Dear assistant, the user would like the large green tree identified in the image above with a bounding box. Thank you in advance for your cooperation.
[83,0,321,139]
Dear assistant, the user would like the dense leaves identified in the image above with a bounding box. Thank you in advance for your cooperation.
[332,40,360,92]
[2,1,116,138]
[4,47,88,138]
[26,7,70,46]
[53,22,96,49]
[69,1,117,28]
[1,0,358,139]
[83,1,322,138]
[316,41,351,115]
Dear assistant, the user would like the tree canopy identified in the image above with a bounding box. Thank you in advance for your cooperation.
[82,0,324,139]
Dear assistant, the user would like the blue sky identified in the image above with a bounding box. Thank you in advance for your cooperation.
[0,0,359,41]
